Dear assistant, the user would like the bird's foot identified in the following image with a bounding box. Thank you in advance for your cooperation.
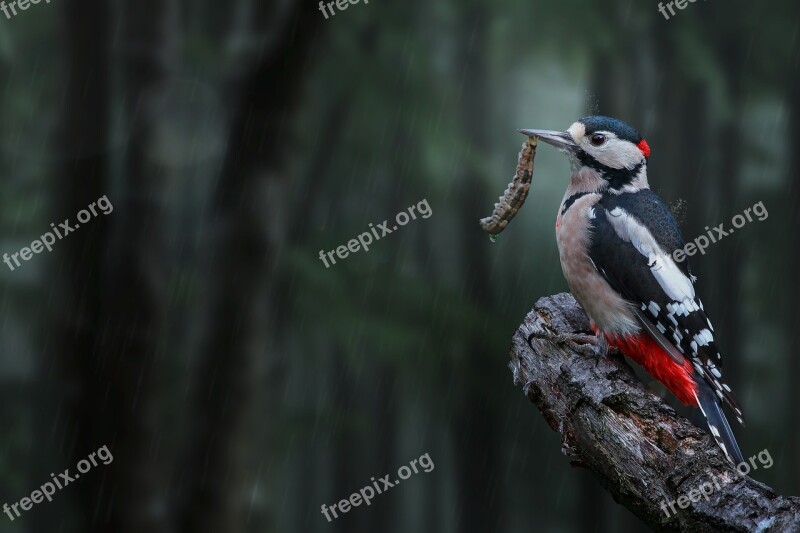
[527,331,609,357]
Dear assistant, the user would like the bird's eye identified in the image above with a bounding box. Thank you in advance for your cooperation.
[590,133,607,146]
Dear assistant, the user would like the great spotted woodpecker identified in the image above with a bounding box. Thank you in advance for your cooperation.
[521,116,745,464]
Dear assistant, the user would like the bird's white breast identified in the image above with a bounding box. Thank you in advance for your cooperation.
[556,194,639,335]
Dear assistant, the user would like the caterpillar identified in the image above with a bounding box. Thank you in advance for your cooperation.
[478,136,538,236]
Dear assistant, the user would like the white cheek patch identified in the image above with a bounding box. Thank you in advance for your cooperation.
[588,135,644,170]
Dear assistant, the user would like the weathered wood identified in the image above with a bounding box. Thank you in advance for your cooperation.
[509,293,800,532]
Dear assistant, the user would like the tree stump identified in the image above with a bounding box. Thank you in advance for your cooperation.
[509,293,800,532]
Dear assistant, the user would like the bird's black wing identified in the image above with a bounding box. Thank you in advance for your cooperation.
[587,189,744,424]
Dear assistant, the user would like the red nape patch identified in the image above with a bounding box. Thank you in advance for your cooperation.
[637,139,651,158]
[603,331,697,406]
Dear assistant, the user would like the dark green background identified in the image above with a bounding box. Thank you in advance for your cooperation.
[0,0,796,531]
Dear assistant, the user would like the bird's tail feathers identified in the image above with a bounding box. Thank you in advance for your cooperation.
[695,379,744,465]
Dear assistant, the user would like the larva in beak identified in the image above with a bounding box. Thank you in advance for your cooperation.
[478,136,537,237]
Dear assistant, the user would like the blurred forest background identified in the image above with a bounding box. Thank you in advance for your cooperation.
[0,0,798,531]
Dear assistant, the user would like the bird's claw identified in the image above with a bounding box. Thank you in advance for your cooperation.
[528,331,609,357]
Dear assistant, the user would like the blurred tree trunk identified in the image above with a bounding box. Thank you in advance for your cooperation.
[454,3,504,532]
[333,187,404,533]
[35,0,111,531]
[203,0,235,44]
[42,0,176,531]
[280,78,351,533]
[786,67,800,490]
[330,355,390,533]
[650,22,688,203]
[90,0,178,530]
[179,2,323,532]
[712,32,744,389]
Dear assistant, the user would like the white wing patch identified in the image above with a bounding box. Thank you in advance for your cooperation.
[693,328,714,347]
[605,207,696,305]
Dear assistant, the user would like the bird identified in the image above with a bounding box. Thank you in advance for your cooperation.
[520,116,745,465]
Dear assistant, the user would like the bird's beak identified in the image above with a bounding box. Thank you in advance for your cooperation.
[518,129,577,154]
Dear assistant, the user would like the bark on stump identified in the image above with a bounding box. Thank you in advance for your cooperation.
[509,293,800,532]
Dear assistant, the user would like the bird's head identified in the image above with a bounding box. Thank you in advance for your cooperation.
[521,116,651,192]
